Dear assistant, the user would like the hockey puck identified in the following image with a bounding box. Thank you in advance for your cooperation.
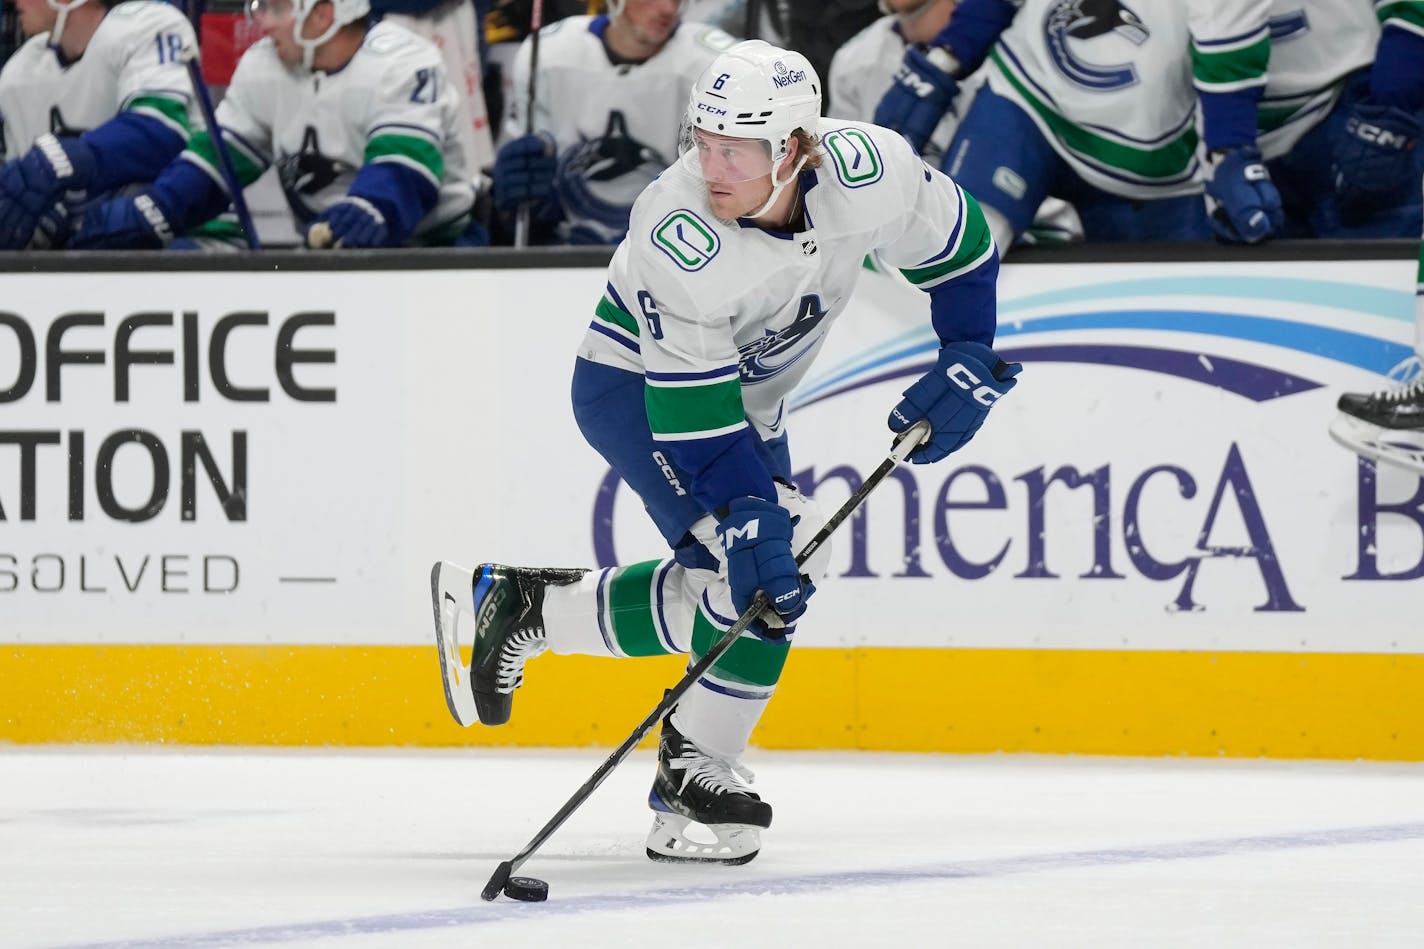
[503,876,549,902]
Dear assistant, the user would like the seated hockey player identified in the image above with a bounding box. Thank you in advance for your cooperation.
[68,0,477,250]
[433,40,1020,865]
[490,0,735,245]
[0,0,198,249]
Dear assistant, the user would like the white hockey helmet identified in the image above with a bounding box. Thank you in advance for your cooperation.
[680,40,821,216]
[605,0,688,20]
[251,0,371,69]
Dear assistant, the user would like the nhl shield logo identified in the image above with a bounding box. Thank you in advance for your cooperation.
[801,238,817,256]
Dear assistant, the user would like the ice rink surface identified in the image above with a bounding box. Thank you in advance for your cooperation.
[3,747,1422,949]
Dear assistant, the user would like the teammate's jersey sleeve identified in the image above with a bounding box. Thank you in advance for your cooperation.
[109,1,199,139]
[354,27,452,192]
[865,127,998,346]
[1373,0,1424,111]
[181,39,278,191]
[1186,0,1271,149]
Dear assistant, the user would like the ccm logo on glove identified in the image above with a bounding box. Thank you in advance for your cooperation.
[946,361,1005,406]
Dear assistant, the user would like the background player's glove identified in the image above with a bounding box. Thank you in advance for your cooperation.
[872,45,960,154]
[306,196,391,248]
[889,340,1020,464]
[1202,145,1283,244]
[68,192,177,249]
[716,497,815,633]
[492,132,558,215]
[0,134,96,249]
[1331,101,1422,222]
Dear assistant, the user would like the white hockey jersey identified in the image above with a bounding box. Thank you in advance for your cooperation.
[579,118,995,447]
[504,15,737,243]
[830,16,960,163]
[1257,1,1380,158]
[978,0,1271,199]
[0,0,196,159]
[185,21,473,238]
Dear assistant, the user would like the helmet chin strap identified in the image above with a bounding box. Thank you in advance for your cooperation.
[747,152,807,221]
[46,0,86,52]
[297,9,343,69]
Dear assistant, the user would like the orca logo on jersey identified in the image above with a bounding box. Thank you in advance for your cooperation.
[1042,0,1148,92]
[555,111,667,237]
[278,126,356,221]
[738,293,830,384]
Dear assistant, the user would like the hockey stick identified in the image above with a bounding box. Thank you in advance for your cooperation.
[511,0,544,248]
[180,46,262,251]
[481,418,932,901]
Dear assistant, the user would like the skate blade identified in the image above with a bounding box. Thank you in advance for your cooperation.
[1328,415,1424,477]
[645,812,761,866]
[430,561,480,726]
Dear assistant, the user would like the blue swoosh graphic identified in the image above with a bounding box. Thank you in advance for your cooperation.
[796,307,1411,408]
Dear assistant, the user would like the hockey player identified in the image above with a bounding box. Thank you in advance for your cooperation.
[0,0,197,249]
[1329,175,1424,476]
[873,0,1285,251]
[491,0,736,244]
[434,40,1019,864]
[68,0,476,249]
[831,0,1080,249]
[1259,0,1424,238]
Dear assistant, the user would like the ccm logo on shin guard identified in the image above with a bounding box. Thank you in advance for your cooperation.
[947,362,1003,407]
[722,520,760,548]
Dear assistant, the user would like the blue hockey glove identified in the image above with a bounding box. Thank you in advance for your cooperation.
[1202,145,1283,244]
[889,340,1020,464]
[68,192,177,249]
[1331,101,1422,221]
[872,45,960,154]
[0,134,96,249]
[306,196,391,248]
[491,132,558,214]
[716,496,815,631]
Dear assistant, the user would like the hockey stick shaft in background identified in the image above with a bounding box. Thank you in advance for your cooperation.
[481,419,932,901]
[512,0,544,248]
[181,48,261,251]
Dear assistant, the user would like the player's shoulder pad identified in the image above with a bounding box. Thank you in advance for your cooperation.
[362,19,438,62]
[814,117,916,193]
[107,0,195,27]
[0,32,51,77]
[628,163,734,280]
[676,23,738,60]
[229,36,284,85]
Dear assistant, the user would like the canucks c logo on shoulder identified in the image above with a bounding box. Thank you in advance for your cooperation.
[652,209,720,272]
[1043,0,1149,91]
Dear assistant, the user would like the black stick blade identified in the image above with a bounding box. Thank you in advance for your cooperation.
[481,860,514,902]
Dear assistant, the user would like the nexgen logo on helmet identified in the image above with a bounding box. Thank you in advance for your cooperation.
[678,40,822,215]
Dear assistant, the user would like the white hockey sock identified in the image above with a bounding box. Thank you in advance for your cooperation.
[543,557,708,657]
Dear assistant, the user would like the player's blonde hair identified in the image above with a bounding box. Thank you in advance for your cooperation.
[792,129,823,170]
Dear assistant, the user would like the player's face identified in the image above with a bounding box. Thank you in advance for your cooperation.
[689,129,777,220]
[251,0,301,64]
[15,0,57,38]
[885,0,943,13]
[616,0,682,48]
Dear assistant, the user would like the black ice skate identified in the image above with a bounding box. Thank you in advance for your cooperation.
[646,715,772,865]
[429,562,587,727]
[1329,361,1424,476]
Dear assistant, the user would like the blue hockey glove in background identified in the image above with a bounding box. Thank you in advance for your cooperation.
[1202,145,1283,244]
[889,340,1020,464]
[1331,101,1421,221]
[492,132,558,214]
[306,196,391,248]
[68,191,176,249]
[0,134,96,249]
[716,497,815,632]
[872,45,960,154]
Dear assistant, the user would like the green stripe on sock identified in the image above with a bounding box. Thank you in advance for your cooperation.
[608,559,674,657]
[691,609,789,688]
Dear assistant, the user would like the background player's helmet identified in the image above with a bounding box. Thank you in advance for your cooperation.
[295,0,371,69]
[605,0,688,20]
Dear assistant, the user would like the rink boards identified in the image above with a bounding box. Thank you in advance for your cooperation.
[1,248,1421,758]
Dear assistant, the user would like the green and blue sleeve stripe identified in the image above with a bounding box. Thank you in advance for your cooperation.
[900,186,999,345]
[1192,23,1270,148]
[590,285,641,353]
